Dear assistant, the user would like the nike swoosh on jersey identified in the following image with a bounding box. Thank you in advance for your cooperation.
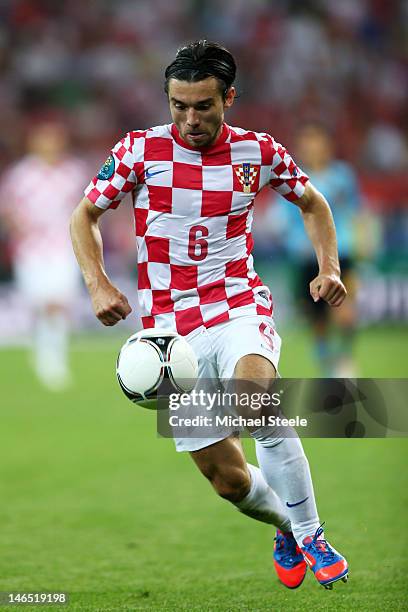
[286,496,309,508]
[145,168,169,179]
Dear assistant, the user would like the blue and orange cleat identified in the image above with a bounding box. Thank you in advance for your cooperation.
[273,530,307,589]
[301,523,349,589]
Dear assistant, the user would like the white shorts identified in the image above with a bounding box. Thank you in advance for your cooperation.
[14,255,81,308]
[173,314,281,452]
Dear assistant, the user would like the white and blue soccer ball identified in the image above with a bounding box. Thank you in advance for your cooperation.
[116,329,198,408]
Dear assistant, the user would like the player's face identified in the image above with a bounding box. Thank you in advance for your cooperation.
[168,77,235,148]
[297,126,333,170]
[27,123,69,163]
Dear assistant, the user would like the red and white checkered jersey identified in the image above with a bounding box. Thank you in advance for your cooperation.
[84,123,309,336]
[0,155,88,263]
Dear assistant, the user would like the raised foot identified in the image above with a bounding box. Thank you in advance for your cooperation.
[322,573,349,590]
[301,523,349,591]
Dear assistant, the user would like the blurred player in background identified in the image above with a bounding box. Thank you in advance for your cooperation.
[0,118,87,390]
[271,122,360,377]
[71,41,349,590]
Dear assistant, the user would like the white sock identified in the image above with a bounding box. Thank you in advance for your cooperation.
[254,434,320,546]
[233,463,291,531]
[34,311,70,389]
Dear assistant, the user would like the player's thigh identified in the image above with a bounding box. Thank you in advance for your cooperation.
[215,315,282,381]
[216,317,280,428]
[172,330,228,454]
[234,353,277,381]
[187,328,218,378]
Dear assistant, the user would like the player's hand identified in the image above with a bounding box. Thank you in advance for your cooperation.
[310,273,347,307]
[90,283,132,326]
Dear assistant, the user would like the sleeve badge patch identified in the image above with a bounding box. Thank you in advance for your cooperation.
[97,154,115,180]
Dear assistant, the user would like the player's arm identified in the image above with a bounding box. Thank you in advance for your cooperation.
[294,182,347,307]
[70,197,132,326]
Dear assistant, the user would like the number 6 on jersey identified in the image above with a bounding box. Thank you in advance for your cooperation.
[188,225,209,261]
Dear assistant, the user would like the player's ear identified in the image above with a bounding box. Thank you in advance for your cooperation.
[224,87,235,109]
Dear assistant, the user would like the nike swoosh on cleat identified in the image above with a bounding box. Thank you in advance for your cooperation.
[145,169,169,179]
[286,496,309,508]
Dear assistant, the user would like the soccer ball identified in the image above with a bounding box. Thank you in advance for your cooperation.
[116,329,198,408]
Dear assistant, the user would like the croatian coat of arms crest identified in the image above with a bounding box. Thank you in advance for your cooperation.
[234,163,259,193]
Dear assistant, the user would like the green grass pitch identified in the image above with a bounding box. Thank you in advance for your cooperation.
[0,326,407,611]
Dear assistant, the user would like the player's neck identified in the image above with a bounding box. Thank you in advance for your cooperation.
[204,123,223,148]
[172,122,228,151]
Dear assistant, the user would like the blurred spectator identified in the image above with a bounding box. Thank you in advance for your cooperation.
[0,117,87,388]
[0,0,405,169]
[0,0,406,337]
[261,122,361,376]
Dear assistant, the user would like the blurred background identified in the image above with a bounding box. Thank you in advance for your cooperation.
[0,3,407,610]
[0,0,407,377]
[0,0,407,381]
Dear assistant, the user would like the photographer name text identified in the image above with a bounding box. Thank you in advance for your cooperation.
[168,415,308,428]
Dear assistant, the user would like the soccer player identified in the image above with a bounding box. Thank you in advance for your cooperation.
[70,41,349,590]
[271,122,360,377]
[0,118,86,389]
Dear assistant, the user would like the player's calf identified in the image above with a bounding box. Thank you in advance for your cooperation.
[191,438,251,502]
[202,462,251,502]
[191,441,292,529]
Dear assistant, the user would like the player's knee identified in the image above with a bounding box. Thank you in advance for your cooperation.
[211,467,251,503]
